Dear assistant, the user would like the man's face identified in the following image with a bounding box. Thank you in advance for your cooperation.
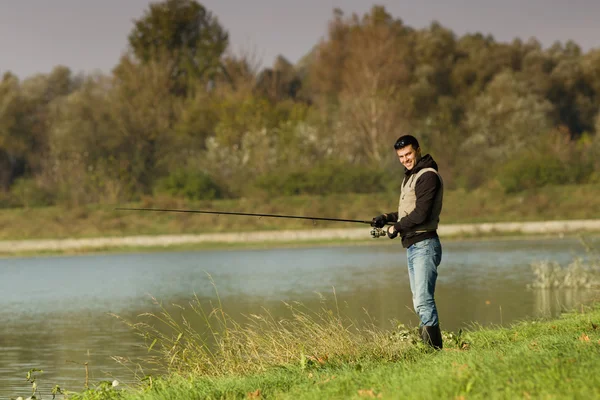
[396,145,421,170]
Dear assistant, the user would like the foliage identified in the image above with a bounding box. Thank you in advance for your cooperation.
[9,178,54,207]
[127,0,228,94]
[464,71,553,156]
[308,6,412,163]
[0,73,29,191]
[1,1,600,205]
[253,162,391,196]
[459,71,554,188]
[497,130,594,193]
[42,75,134,205]
[12,368,69,400]
[154,169,224,200]
[497,153,568,193]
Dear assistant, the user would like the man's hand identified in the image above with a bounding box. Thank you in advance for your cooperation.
[371,214,388,228]
[386,225,399,239]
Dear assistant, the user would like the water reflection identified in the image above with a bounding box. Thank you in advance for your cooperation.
[533,288,597,317]
[0,237,597,397]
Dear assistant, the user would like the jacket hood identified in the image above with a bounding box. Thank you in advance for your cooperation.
[405,154,438,176]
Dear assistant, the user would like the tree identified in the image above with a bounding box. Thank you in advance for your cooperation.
[43,74,118,204]
[409,21,457,117]
[127,0,229,94]
[0,73,27,190]
[451,35,527,103]
[547,53,597,136]
[519,44,555,97]
[109,56,184,194]
[581,49,600,100]
[460,71,554,187]
[19,66,81,174]
[465,71,553,152]
[255,55,302,101]
[309,6,413,163]
[0,67,82,195]
[304,8,350,106]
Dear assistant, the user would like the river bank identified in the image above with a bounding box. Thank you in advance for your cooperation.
[1,218,599,256]
[2,184,600,256]
[35,302,600,399]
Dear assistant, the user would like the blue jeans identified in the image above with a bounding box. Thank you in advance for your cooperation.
[406,237,442,327]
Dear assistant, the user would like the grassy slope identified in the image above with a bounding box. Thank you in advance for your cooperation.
[1,184,600,240]
[70,304,600,400]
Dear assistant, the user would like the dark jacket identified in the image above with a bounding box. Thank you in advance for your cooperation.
[387,154,442,248]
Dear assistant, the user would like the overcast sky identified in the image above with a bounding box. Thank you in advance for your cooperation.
[1,0,599,79]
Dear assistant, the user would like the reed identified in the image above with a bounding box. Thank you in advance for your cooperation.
[113,277,429,378]
[69,303,600,399]
[529,237,600,289]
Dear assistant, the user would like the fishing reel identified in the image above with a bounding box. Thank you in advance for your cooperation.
[370,227,388,238]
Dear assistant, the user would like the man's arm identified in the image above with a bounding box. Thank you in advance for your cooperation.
[395,172,440,232]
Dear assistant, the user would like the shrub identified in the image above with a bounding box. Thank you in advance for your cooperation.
[10,178,55,207]
[497,153,593,193]
[253,162,391,196]
[155,169,225,200]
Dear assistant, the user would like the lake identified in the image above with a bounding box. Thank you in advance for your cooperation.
[1,237,597,397]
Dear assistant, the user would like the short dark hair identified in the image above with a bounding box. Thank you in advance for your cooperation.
[394,135,420,150]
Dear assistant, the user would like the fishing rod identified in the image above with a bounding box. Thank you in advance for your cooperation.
[114,207,390,238]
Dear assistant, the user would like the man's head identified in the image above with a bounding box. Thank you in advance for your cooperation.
[394,135,421,171]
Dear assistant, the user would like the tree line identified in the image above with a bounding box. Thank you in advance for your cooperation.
[1,0,600,207]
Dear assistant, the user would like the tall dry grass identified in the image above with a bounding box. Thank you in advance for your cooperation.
[113,277,422,378]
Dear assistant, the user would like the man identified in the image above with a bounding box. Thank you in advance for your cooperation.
[372,134,444,349]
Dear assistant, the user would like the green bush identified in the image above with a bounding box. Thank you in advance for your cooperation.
[498,153,593,193]
[253,162,392,196]
[10,178,55,207]
[155,169,225,200]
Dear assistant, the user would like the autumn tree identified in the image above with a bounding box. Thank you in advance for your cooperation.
[4,3,600,203]
[110,56,185,194]
[460,71,554,187]
[408,21,458,119]
[127,0,229,95]
[304,8,350,106]
[43,74,118,204]
[20,66,81,173]
[309,6,413,163]
[0,67,79,193]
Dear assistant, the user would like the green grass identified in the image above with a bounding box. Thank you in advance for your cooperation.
[58,305,600,400]
[1,184,600,241]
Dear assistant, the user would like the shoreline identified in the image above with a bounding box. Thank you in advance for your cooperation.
[74,304,600,399]
[1,219,599,257]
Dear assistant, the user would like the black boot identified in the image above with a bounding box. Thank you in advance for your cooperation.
[421,325,443,350]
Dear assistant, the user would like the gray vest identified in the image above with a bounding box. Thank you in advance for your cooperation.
[398,168,443,233]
